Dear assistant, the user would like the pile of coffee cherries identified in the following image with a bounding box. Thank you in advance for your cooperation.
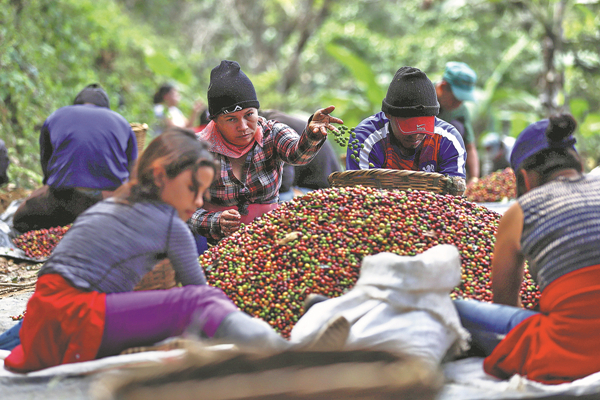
[465,168,517,203]
[13,225,71,259]
[201,186,541,337]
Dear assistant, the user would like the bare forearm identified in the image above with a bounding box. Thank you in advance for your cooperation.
[466,143,479,182]
[491,203,525,307]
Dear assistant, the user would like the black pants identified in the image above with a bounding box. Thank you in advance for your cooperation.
[12,185,103,232]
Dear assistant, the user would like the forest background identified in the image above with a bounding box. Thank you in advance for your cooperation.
[1,0,599,188]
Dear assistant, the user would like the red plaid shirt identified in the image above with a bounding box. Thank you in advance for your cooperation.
[189,116,325,238]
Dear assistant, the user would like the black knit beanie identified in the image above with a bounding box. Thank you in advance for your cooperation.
[73,83,110,108]
[381,67,439,117]
[207,60,260,119]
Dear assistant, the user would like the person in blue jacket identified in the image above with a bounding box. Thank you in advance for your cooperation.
[13,84,138,233]
[346,67,466,190]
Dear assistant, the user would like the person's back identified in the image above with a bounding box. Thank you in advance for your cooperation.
[42,104,136,190]
[455,114,600,384]
[39,199,205,293]
[295,139,340,190]
[519,174,600,290]
[13,83,137,232]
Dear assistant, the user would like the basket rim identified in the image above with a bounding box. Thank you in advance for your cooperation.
[330,168,447,178]
[327,168,464,195]
[328,168,450,184]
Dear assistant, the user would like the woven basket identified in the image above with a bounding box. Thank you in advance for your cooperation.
[134,259,179,291]
[328,169,465,196]
[130,122,148,155]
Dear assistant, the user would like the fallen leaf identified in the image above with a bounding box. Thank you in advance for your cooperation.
[276,231,303,246]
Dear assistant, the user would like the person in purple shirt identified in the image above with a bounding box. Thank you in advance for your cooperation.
[346,67,467,191]
[13,84,138,232]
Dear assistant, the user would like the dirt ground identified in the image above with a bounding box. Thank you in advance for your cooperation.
[0,185,91,399]
[0,255,38,333]
[0,185,31,215]
[0,255,38,334]
[0,290,33,333]
[0,258,40,295]
[0,186,37,330]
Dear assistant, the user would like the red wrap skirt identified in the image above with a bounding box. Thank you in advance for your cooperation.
[4,274,106,373]
[484,264,600,384]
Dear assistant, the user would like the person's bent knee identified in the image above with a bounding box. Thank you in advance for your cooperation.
[178,284,239,338]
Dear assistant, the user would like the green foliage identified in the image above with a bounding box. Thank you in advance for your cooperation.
[0,0,202,188]
[577,111,600,168]
[580,113,600,139]
[325,43,386,111]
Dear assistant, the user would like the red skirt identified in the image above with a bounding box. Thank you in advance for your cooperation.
[484,264,600,384]
[4,274,106,372]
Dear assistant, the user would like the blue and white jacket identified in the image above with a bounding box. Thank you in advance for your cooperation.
[346,112,466,179]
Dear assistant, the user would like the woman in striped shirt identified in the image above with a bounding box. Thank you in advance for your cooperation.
[4,129,347,372]
[454,113,600,384]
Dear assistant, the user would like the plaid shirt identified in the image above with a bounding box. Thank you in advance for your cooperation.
[189,116,325,238]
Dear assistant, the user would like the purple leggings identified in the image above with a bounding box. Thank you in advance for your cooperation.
[96,285,238,357]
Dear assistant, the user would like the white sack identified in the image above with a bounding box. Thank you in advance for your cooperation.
[291,244,470,367]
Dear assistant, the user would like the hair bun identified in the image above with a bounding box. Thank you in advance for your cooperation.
[546,113,577,143]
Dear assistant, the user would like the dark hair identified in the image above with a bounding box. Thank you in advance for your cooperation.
[198,107,210,126]
[74,83,110,108]
[114,127,218,203]
[153,83,175,104]
[516,114,582,196]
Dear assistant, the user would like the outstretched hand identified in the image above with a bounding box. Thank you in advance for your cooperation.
[308,106,344,137]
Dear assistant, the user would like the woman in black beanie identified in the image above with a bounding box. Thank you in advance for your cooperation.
[190,60,342,240]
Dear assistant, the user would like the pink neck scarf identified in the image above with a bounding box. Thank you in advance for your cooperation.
[197,120,263,158]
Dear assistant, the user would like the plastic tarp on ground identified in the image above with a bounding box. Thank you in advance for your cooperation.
[0,200,44,263]
[441,357,600,399]
[3,349,600,399]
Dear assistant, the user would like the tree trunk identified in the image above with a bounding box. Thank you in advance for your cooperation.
[282,0,336,92]
[538,0,567,114]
